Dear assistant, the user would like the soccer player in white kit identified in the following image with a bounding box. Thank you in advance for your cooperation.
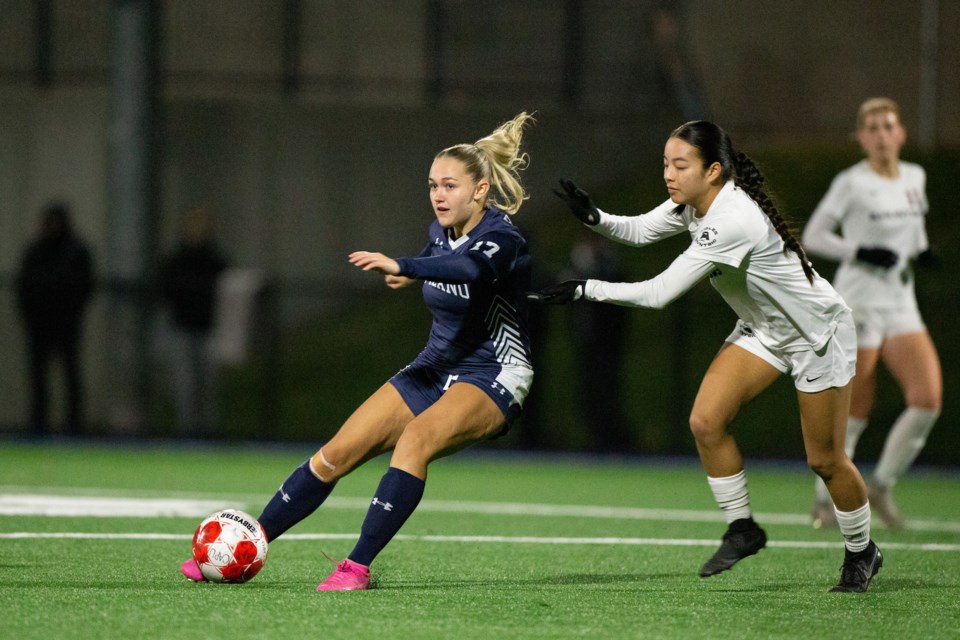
[531,120,882,592]
[803,98,942,530]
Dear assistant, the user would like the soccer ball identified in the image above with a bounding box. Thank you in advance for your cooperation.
[192,509,268,583]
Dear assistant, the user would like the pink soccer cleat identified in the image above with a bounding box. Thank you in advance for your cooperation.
[180,558,207,582]
[316,559,370,591]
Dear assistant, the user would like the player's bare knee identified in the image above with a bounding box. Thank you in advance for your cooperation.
[393,425,433,459]
[904,392,942,413]
[395,419,458,467]
[689,411,724,446]
[391,444,433,475]
[808,457,839,483]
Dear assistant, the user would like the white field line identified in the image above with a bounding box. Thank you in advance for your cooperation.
[0,494,227,517]
[1,530,959,553]
[2,491,960,534]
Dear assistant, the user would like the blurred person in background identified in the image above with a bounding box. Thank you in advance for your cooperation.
[803,97,941,530]
[180,112,536,591]
[532,120,881,593]
[16,201,95,436]
[158,207,228,436]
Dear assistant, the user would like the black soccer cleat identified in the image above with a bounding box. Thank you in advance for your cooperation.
[831,541,883,593]
[699,518,768,577]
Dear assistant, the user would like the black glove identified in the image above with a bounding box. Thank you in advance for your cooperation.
[553,179,600,225]
[856,246,898,269]
[526,280,587,304]
[915,248,941,270]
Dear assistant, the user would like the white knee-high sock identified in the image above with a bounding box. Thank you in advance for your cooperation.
[815,417,869,503]
[708,470,752,524]
[873,407,940,488]
[835,502,871,553]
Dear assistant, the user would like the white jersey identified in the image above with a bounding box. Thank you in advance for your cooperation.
[802,160,929,311]
[585,181,849,353]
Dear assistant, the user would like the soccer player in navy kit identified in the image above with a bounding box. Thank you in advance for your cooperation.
[180,112,535,590]
[532,120,882,592]
[803,98,942,530]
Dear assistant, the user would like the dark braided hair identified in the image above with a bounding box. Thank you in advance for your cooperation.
[670,121,816,284]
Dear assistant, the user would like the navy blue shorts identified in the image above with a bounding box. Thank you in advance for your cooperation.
[388,359,527,439]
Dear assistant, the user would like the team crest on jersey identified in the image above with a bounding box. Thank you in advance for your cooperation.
[696,226,719,247]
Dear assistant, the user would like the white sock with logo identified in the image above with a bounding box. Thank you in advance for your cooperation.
[872,407,939,488]
[707,470,752,524]
[835,502,871,553]
[815,416,869,503]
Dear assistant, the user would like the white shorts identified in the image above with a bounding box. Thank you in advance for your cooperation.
[724,313,857,393]
[852,305,926,349]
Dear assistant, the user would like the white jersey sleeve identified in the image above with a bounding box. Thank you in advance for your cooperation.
[803,173,858,262]
[585,252,714,309]
[590,199,689,246]
[585,181,849,353]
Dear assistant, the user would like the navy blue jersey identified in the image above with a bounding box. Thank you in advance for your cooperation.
[394,208,534,373]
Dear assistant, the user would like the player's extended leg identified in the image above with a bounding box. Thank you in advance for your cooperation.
[181,383,412,582]
[798,384,881,592]
[798,384,866,512]
[812,348,879,527]
[690,343,780,577]
[870,330,942,527]
[318,383,504,591]
[258,383,414,541]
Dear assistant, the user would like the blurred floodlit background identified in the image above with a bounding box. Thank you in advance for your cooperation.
[0,1,957,463]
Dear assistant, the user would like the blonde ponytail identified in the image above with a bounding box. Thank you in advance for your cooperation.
[436,112,535,215]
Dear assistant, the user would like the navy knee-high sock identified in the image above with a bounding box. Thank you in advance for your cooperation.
[348,467,425,567]
[257,460,335,541]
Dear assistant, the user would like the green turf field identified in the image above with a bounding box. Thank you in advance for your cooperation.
[2,442,958,639]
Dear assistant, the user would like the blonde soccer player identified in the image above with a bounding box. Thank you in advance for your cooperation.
[180,113,536,590]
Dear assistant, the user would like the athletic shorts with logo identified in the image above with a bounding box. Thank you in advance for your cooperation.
[725,309,857,393]
[389,356,527,437]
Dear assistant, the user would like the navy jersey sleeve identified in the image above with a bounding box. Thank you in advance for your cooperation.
[395,230,521,284]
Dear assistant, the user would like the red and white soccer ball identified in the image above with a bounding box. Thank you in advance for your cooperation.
[192,509,268,583]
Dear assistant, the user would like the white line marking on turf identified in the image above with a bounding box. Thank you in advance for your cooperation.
[1,531,958,552]
[0,494,228,517]
[3,492,960,534]
[407,499,960,533]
